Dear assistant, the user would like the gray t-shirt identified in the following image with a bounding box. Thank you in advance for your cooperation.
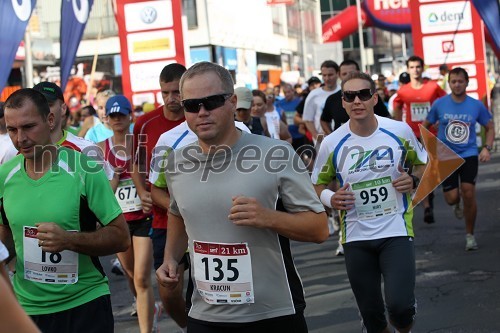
[166,131,324,323]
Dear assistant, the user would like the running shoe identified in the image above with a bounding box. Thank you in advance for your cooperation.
[335,244,344,256]
[453,201,464,219]
[130,298,137,317]
[110,258,124,276]
[152,302,163,333]
[423,207,435,224]
[465,234,478,251]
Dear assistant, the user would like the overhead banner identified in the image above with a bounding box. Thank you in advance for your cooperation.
[114,0,186,107]
[0,0,36,95]
[60,0,94,91]
[410,0,488,101]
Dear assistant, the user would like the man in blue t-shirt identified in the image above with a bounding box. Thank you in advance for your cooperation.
[275,83,304,149]
[423,67,495,251]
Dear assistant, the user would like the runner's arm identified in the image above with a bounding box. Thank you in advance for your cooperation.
[229,196,328,243]
[131,162,153,213]
[37,215,130,256]
[279,120,292,143]
[156,212,188,287]
[0,273,41,333]
[479,120,495,162]
[393,103,403,121]
[321,120,332,135]
[151,184,170,211]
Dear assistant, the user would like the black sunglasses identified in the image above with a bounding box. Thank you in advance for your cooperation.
[342,89,374,103]
[181,94,232,113]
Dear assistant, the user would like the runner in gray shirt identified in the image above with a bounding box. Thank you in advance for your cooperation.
[156,62,328,333]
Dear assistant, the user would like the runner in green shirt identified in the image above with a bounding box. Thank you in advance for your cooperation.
[0,88,130,333]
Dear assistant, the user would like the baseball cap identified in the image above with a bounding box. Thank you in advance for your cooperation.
[307,76,321,85]
[33,82,65,103]
[399,72,410,84]
[105,95,132,116]
[234,87,252,110]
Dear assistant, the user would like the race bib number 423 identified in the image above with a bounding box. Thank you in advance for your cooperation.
[193,241,254,305]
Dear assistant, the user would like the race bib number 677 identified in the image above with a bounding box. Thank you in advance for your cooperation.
[193,241,254,305]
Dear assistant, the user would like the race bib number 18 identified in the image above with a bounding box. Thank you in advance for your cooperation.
[352,176,399,220]
[23,227,78,284]
[193,241,254,305]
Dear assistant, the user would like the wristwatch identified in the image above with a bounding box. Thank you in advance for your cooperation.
[411,175,420,189]
[483,144,492,152]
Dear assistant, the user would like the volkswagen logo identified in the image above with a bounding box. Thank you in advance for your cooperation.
[140,6,157,24]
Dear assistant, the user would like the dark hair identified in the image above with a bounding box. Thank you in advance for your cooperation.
[341,72,376,93]
[449,67,469,82]
[160,63,187,83]
[0,102,4,118]
[252,89,266,103]
[439,64,449,71]
[406,55,424,67]
[4,88,50,119]
[320,60,340,73]
[340,59,360,71]
[81,105,97,116]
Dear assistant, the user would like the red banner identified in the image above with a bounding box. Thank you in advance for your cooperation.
[267,0,295,5]
[322,5,369,43]
[114,0,185,107]
[410,0,488,101]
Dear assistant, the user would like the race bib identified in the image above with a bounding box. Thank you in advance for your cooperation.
[23,226,78,284]
[352,176,399,220]
[410,102,431,122]
[193,241,254,305]
[116,179,142,213]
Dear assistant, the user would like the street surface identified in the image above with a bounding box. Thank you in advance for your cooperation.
[106,152,500,333]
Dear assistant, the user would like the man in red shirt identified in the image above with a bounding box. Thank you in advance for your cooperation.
[393,55,447,224]
[131,63,187,330]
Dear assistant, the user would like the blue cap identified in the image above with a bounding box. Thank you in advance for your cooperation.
[106,95,132,116]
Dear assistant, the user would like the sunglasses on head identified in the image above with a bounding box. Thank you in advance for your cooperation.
[181,93,232,113]
[342,89,374,103]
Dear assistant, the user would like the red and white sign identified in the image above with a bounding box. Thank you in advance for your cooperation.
[266,0,295,5]
[411,0,488,100]
[114,0,185,107]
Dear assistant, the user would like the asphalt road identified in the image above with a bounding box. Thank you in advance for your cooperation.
[106,152,500,333]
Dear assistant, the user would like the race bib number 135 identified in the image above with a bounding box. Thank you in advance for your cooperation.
[193,241,254,305]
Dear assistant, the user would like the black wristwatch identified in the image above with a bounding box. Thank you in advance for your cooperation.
[411,175,420,189]
[483,144,492,152]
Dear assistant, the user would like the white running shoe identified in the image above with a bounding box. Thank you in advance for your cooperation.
[152,302,163,333]
[465,234,478,251]
[335,243,344,256]
[454,201,464,219]
[110,258,124,276]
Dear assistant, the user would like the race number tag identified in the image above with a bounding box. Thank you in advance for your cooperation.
[23,227,78,284]
[116,179,142,213]
[193,241,254,305]
[410,102,431,122]
[352,176,398,220]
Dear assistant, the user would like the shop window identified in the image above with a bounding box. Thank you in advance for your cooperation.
[183,0,198,29]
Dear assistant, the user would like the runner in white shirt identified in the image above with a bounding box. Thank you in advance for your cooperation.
[312,72,427,333]
[302,60,340,143]
[0,102,17,165]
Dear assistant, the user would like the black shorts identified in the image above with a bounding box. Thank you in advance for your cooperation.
[344,237,416,332]
[31,295,113,333]
[151,228,190,271]
[187,312,307,333]
[442,156,478,192]
[127,217,152,237]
